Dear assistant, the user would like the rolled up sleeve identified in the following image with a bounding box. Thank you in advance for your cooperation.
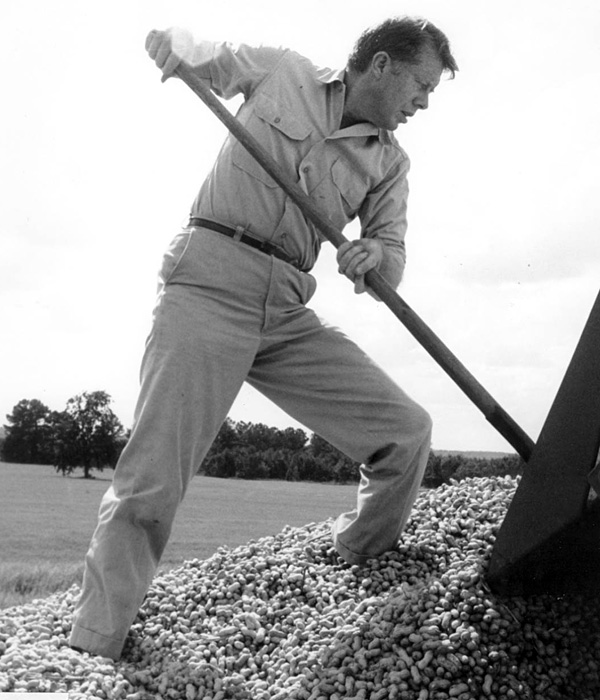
[359,154,410,290]
[188,41,286,100]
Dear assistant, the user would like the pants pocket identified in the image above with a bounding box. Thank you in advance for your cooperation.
[158,230,193,288]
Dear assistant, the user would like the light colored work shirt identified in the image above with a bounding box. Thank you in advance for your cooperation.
[188,42,410,286]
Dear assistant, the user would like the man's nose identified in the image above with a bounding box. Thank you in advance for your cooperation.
[414,93,429,110]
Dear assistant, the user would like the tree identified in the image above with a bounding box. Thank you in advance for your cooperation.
[234,447,270,480]
[308,432,336,460]
[422,451,463,488]
[263,447,292,480]
[209,418,239,452]
[203,447,237,478]
[202,419,242,475]
[2,399,54,464]
[53,391,124,478]
[234,422,308,452]
[277,427,308,452]
[289,450,322,482]
[237,422,277,451]
[332,455,361,484]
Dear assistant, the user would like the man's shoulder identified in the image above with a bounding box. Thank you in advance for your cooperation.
[277,46,332,77]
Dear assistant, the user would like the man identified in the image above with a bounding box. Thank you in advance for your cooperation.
[70,17,457,660]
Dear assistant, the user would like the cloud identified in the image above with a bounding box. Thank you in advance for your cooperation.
[441,229,600,286]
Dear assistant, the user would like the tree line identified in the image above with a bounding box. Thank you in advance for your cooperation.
[201,419,361,483]
[1,392,126,479]
[1,394,525,484]
[201,422,525,486]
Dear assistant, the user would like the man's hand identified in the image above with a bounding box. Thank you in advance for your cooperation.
[336,238,384,296]
[145,28,194,82]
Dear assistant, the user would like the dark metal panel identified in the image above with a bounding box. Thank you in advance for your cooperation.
[488,290,600,594]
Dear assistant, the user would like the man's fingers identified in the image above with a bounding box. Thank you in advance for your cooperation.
[336,239,383,295]
[145,29,182,81]
[145,31,166,60]
[342,250,374,277]
[145,30,157,52]
[353,276,366,295]
[337,239,383,293]
[337,244,367,270]
[155,40,176,69]
[160,53,182,81]
[353,253,375,276]
[338,249,369,278]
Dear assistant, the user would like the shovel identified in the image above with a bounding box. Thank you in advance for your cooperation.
[172,63,535,461]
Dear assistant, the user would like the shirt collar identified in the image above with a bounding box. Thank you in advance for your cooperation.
[316,66,395,145]
[317,65,346,85]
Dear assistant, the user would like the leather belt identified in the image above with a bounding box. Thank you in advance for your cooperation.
[188,217,302,270]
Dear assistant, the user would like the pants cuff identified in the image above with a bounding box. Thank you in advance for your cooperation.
[331,524,376,567]
[69,622,124,661]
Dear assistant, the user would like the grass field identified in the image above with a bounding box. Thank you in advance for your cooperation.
[0,461,358,609]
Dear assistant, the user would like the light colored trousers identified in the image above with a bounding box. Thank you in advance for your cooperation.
[70,227,432,659]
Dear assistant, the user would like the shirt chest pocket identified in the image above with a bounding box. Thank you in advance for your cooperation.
[331,158,369,215]
[231,93,311,187]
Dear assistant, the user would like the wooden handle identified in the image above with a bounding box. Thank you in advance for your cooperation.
[173,63,535,461]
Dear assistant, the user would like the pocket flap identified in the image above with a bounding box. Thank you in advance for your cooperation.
[253,93,311,140]
[331,158,368,209]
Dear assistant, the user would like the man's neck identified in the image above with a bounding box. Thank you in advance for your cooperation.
[340,112,362,130]
[340,69,367,130]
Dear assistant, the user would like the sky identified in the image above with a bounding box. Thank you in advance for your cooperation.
[1,0,599,453]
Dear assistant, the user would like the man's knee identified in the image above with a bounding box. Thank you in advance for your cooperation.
[110,497,175,561]
[105,483,179,535]
[390,397,432,443]
[367,402,431,466]
[413,403,433,441]
[119,491,179,527]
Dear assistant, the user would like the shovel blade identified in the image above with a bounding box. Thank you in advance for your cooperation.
[488,289,600,594]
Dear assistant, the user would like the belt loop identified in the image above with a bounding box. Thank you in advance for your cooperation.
[234,225,245,242]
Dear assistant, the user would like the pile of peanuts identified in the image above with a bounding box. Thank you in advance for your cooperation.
[1,475,599,699]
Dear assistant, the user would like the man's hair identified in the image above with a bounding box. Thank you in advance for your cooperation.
[347,17,458,77]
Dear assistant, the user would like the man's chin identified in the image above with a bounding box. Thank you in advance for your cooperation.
[387,115,406,130]
[368,116,401,131]
[375,119,400,131]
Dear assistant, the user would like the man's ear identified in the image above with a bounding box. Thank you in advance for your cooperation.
[370,51,392,79]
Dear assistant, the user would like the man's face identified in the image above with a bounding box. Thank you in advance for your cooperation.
[366,44,444,130]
